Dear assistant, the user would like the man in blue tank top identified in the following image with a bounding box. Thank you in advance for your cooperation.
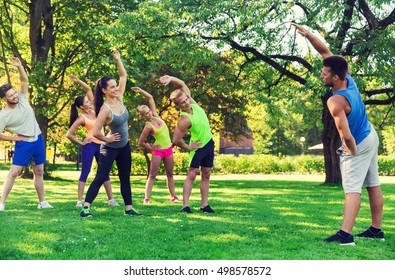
[293,24,384,245]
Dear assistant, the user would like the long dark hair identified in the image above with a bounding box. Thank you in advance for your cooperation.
[69,95,85,128]
[94,76,114,116]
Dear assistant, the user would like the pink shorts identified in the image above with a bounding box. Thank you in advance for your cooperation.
[152,146,173,159]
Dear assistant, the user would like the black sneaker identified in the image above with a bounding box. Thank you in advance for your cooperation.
[80,206,93,218]
[324,231,355,246]
[200,205,215,213]
[125,208,143,216]
[356,227,385,241]
[181,206,192,213]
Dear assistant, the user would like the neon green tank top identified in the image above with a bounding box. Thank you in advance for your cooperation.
[180,103,212,147]
[147,116,172,149]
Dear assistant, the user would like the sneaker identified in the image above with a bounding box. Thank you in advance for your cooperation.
[170,196,180,203]
[324,231,355,246]
[37,201,54,209]
[181,206,192,213]
[356,227,385,241]
[108,199,120,207]
[143,198,150,204]
[76,201,83,207]
[200,205,215,213]
[80,206,93,218]
[0,204,4,211]
[125,208,143,216]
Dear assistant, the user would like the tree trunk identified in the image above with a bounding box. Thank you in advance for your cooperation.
[321,92,341,184]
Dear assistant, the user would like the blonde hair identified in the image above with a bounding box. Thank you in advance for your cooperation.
[137,105,149,115]
[170,89,184,103]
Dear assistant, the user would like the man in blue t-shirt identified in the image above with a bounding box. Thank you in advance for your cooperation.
[293,24,384,245]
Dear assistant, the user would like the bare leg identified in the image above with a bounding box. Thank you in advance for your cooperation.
[103,180,113,200]
[0,165,23,204]
[33,164,46,202]
[200,167,211,207]
[163,155,176,197]
[183,167,199,208]
[340,192,361,233]
[144,155,161,200]
[77,181,85,202]
[366,186,383,229]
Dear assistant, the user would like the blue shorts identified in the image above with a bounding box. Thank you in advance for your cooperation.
[13,134,46,166]
[189,139,215,168]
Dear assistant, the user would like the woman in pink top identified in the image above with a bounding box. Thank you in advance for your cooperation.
[66,75,118,207]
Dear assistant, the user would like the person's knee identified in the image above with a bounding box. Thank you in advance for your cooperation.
[33,166,44,177]
[201,168,211,181]
[8,168,22,179]
[187,169,199,180]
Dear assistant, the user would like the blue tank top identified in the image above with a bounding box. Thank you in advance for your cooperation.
[103,101,129,148]
[332,74,371,145]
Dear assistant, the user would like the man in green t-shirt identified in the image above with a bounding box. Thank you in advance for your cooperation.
[160,75,215,214]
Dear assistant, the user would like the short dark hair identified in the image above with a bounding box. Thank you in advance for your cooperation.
[323,55,348,80]
[0,84,12,98]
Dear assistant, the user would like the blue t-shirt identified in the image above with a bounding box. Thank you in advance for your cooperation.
[332,74,371,145]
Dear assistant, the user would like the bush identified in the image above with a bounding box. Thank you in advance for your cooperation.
[128,153,395,176]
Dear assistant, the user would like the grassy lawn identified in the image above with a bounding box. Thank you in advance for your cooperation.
[0,163,394,260]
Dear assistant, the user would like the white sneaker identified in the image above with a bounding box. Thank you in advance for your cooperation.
[108,199,120,206]
[76,201,83,207]
[0,204,5,211]
[37,201,54,209]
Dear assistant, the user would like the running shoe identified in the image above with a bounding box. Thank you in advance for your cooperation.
[76,201,83,207]
[108,199,120,206]
[80,206,93,218]
[0,204,4,211]
[125,208,143,216]
[37,201,54,209]
[143,198,150,204]
[200,205,215,213]
[170,196,180,203]
[356,227,385,241]
[181,206,192,213]
[324,231,355,246]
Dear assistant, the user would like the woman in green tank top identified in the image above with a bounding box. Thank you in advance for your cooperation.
[132,87,180,205]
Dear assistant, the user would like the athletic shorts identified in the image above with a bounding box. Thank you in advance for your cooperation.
[152,146,173,159]
[337,128,380,194]
[13,134,46,166]
[189,139,214,168]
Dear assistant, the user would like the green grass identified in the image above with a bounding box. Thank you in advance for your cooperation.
[0,163,394,260]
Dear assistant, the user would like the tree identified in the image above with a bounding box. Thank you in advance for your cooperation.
[115,0,394,183]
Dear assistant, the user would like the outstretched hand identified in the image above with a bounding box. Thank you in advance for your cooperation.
[291,23,309,37]
[131,87,142,93]
[112,50,120,61]
[10,57,22,67]
[159,75,171,86]
[69,74,78,82]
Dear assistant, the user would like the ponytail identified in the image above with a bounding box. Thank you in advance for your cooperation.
[69,96,85,128]
[94,76,113,116]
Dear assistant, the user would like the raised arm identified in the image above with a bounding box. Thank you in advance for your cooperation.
[160,75,192,98]
[113,50,127,100]
[69,74,94,103]
[11,57,28,95]
[131,87,158,116]
[292,23,333,59]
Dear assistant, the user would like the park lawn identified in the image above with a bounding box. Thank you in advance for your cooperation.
[0,163,394,260]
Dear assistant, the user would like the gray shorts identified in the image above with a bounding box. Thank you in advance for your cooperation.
[338,127,380,194]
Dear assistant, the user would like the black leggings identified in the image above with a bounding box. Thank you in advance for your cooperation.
[85,142,132,205]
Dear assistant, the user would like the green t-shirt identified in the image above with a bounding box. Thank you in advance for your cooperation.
[180,103,212,147]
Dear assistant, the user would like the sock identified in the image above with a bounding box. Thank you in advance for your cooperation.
[369,226,381,233]
[339,230,351,237]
